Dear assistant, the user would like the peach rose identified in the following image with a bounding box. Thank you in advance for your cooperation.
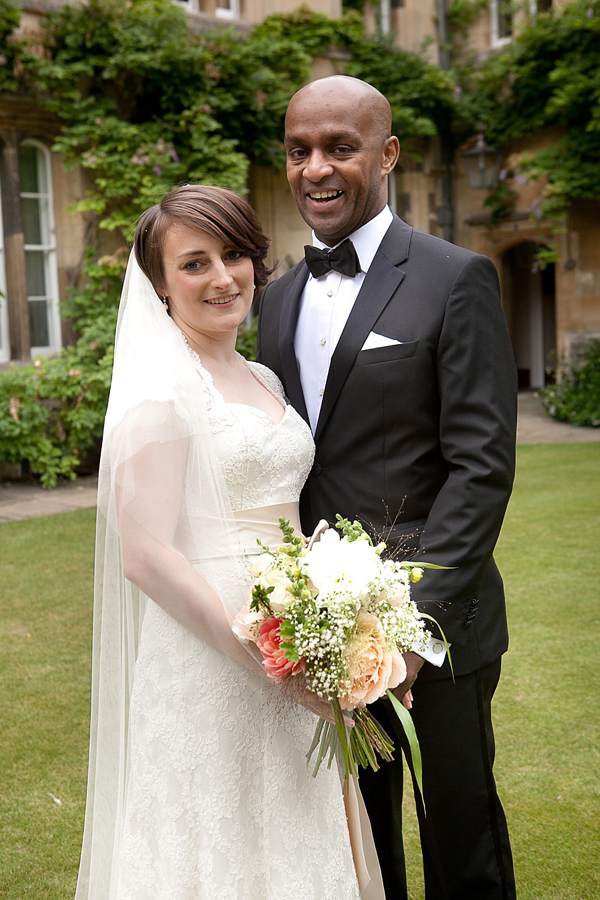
[256,616,304,682]
[339,610,407,710]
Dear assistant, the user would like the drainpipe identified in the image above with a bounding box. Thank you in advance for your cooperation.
[435,0,454,244]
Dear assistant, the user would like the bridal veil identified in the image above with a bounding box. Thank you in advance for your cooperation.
[75,253,262,899]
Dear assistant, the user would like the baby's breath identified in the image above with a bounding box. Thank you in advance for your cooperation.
[248,518,432,696]
[238,518,444,782]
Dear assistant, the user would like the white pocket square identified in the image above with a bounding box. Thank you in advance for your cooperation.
[361,332,403,351]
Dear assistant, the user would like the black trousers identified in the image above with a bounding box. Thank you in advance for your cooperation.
[359,659,516,900]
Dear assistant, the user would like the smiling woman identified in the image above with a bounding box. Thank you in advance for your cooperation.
[133,185,282,416]
[75,184,365,900]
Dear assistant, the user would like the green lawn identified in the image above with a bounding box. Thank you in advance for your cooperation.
[1,443,599,899]
[403,443,600,899]
[0,509,95,900]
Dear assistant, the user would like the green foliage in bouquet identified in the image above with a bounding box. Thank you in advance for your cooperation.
[542,340,600,428]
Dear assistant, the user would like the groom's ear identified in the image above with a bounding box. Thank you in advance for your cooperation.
[382,136,400,175]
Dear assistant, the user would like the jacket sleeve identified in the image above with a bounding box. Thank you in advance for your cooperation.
[410,253,517,647]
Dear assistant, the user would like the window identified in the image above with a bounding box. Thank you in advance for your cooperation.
[491,0,513,46]
[215,0,239,19]
[0,179,8,363]
[18,141,61,357]
[530,0,551,12]
[174,0,240,18]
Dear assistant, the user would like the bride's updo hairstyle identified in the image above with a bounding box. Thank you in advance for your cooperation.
[134,184,274,298]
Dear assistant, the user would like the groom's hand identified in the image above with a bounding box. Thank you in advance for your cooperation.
[392,651,425,708]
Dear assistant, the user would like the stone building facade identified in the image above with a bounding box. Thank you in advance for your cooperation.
[1,0,598,388]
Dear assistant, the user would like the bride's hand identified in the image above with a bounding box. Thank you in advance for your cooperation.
[281,674,354,726]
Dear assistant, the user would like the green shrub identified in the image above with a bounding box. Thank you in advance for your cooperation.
[542,339,600,427]
[235,316,258,362]
[0,252,123,487]
[0,249,265,487]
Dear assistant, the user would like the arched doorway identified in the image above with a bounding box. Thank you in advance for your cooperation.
[500,241,556,389]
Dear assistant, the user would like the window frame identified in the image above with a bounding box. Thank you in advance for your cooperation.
[173,0,240,20]
[490,0,513,47]
[0,178,8,363]
[19,139,61,358]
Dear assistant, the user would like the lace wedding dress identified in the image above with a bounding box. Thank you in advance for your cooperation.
[112,352,361,900]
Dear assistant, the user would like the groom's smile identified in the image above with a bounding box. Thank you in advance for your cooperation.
[284,79,398,246]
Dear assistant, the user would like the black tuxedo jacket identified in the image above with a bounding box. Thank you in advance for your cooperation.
[257,216,517,679]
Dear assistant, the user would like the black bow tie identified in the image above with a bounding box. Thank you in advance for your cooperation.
[304,239,361,279]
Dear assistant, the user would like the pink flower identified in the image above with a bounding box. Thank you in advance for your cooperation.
[339,610,407,710]
[256,616,304,682]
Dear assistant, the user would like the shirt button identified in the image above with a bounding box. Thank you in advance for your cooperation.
[327,290,333,297]
[320,338,326,346]
[319,389,324,397]
[433,642,444,654]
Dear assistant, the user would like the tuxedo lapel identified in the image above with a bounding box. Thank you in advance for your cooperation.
[278,262,310,424]
[314,217,413,443]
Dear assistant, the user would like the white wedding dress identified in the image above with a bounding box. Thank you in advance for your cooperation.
[113,352,361,900]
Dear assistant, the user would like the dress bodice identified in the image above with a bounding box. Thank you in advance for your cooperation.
[188,347,315,512]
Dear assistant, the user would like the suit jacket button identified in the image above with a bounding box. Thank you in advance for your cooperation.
[311,462,322,476]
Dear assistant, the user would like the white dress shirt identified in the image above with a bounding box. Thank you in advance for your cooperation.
[295,206,394,433]
[294,206,447,668]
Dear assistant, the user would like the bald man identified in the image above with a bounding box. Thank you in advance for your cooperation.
[258,76,517,900]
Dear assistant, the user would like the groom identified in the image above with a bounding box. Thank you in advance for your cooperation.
[257,76,517,899]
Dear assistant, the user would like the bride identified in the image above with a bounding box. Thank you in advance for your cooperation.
[75,185,380,900]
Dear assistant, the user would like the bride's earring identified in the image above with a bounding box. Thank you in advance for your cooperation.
[161,295,169,312]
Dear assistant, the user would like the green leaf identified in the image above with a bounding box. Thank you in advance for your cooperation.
[386,689,426,812]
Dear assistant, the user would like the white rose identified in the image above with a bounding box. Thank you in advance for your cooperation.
[249,552,275,577]
[257,570,295,613]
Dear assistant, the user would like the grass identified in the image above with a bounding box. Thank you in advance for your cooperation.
[0,509,95,900]
[403,443,600,899]
[1,443,599,899]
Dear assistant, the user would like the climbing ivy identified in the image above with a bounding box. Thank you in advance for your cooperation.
[460,0,600,240]
[4,0,596,480]
[0,1,460,484]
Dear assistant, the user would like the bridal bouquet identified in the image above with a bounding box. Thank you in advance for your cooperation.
[233,515,443,784]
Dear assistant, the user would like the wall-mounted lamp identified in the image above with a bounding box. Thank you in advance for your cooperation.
[461,134,502,189]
